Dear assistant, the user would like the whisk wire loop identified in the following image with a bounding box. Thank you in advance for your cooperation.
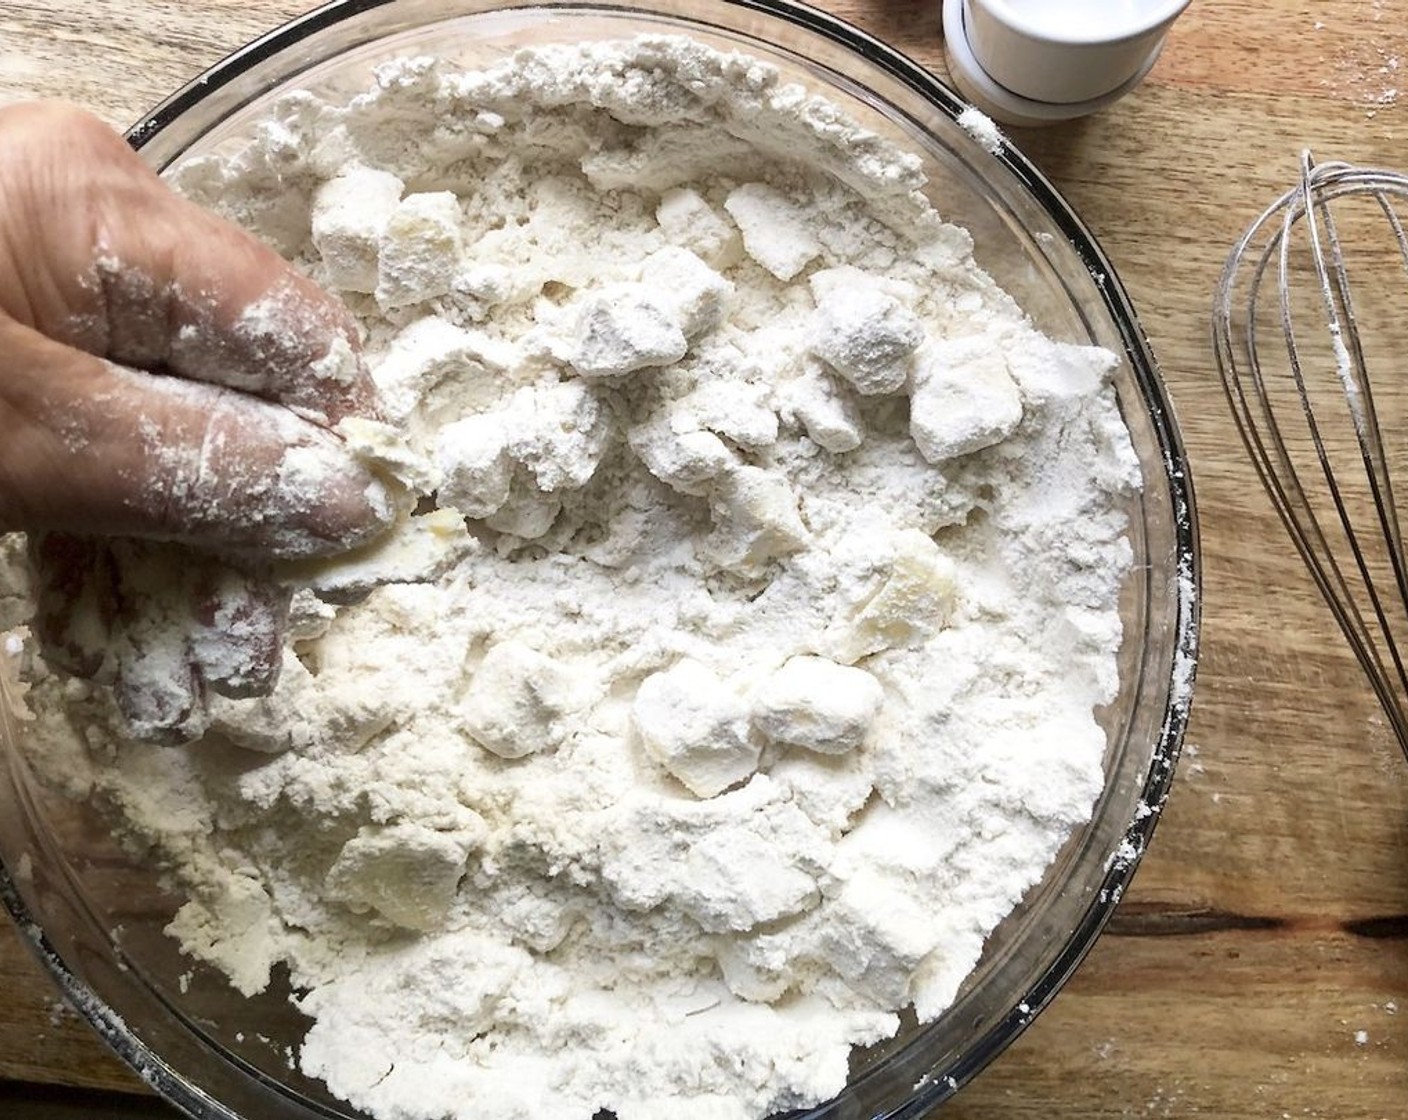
[1291,158,1408,719]
[1215,154,1408,761]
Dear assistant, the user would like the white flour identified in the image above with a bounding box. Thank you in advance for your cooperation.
[955,107,1004,155]
[3,36,1140,1120]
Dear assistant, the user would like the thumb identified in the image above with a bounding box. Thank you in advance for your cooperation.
[0,318,395,560]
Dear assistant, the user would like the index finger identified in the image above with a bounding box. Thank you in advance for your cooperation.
[96,185,380,426]
[1,103,378,425]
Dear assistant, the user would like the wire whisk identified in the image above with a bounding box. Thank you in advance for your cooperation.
[1215,152,1408,762]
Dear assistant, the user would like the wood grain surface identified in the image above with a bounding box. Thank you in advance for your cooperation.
[3,1,1408,1117]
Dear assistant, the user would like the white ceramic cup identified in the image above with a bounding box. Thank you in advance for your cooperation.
[963,0,1190,105]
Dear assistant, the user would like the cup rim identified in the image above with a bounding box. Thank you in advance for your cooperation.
[970,0,1191,47]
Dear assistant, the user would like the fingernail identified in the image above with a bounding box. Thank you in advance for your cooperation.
[190,569,290,698]
[261,430,398,560]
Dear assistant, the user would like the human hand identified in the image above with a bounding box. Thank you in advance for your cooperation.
[0,102,394,739]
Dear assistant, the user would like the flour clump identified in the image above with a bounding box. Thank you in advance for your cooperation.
[4,35,1143,1120]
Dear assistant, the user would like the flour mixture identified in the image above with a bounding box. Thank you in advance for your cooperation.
[1,36,1140,1120]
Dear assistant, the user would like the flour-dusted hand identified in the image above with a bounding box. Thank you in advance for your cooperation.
[0,102,396,738]
[0,101,389,544]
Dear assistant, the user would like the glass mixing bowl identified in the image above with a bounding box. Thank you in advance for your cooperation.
[0,1,1199,1117]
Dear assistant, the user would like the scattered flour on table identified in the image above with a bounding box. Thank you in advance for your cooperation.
[2,36,1141,1120]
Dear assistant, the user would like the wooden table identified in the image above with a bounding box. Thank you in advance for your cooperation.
[3,1,1408,1117]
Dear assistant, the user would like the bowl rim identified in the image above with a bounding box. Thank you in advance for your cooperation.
[2,1,1201,1117]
